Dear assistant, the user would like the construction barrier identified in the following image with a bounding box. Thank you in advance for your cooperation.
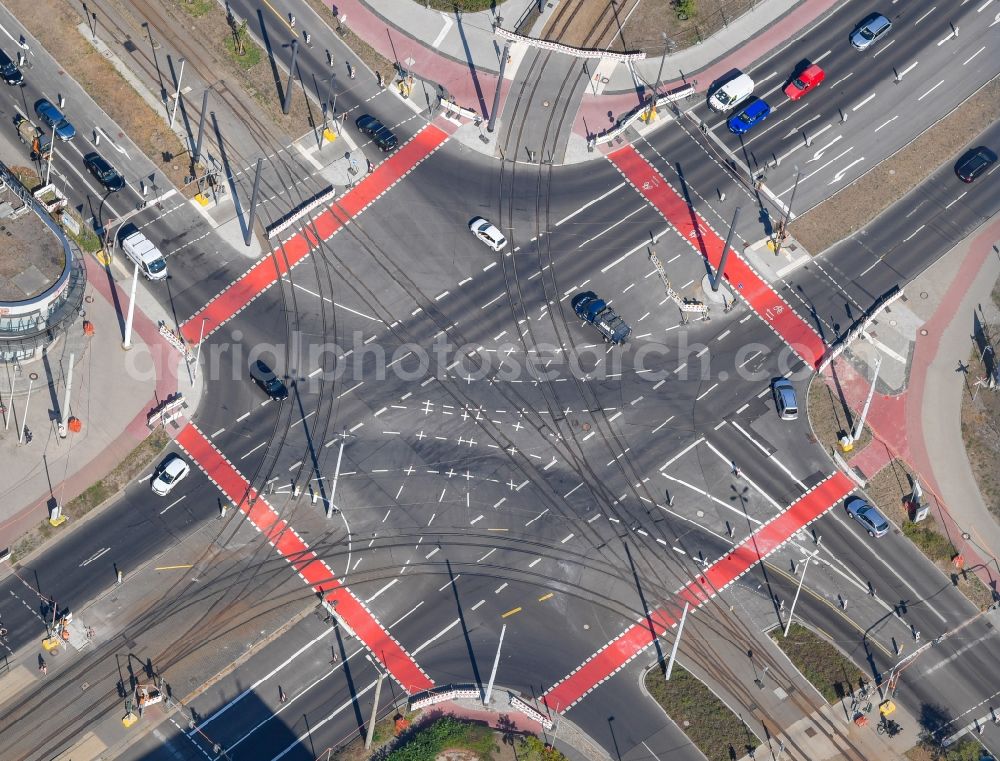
[816,285,903,374]
[509,693,554,730]
[266,185,337,239]
[147,393,185,429]
[409,685,481,710]
[495,27,645,61]
[592,84,697,146]
[440,99,480,123]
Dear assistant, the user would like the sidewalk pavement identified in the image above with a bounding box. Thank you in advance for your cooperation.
[337,0,844,143]
[826,216,1000,595]
[0,250,201,559]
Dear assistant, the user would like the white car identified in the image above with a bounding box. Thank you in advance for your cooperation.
[469,217,507,251]
[151,454,191,496]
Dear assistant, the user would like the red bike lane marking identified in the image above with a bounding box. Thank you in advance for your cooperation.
[608,145,826,368]
[542,471,854,712]
[180,120,456,345]
[175,423,434,693]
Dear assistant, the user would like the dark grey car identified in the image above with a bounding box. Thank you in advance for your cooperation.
[355,114,398,152]
[249,359,289,400]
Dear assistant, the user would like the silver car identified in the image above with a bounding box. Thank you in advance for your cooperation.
[771,378,798,421]
[846,496,890,538]
[850,13,892,51]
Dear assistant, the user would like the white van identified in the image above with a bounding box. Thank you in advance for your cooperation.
[708,73,754,112]
[120,228,167,281]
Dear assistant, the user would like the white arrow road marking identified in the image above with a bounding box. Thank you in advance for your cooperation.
[809,134,842,162]
[831,158,865,184]
[96,127,131,159]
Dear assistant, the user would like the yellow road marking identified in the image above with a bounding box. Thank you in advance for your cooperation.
[766,561,893,659]
[538,593,553,602]
[260,0,295,31]
[154,564,194,571]
[501,607,522,618]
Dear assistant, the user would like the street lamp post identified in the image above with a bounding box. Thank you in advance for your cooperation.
[19,372,37,444]
[364,654,386,749]
[169,58,186,128]
[122,259,140,350]
[483,623,506,705]
[665,602,689,680]
[327,430,351,518]
[783,541,821,637]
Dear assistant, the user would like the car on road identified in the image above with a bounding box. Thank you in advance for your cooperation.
[783,64,825,101]
[572,291,631,344]
[84,152,125,192]
[34,98,76,141]
[727,98,771,135]
[771,378,798,420]
[468,217,507,251]
[708,72,754,112]
[955,146,997,183]
[151,454,191,497]
[355,114,398,152]
[249,358,289,400]
[0,48,24,86]
[845,496,890,538]
[850,13,892,51]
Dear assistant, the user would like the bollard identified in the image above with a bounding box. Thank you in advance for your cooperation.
[289,13,295,27]
[117,569,124,585]
[913,627,920,642]
[717,189,725,202]
[58,94,65,108]
[219,503,228,519]
[303,31,311,46]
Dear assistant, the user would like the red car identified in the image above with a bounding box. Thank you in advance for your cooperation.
[783,64,825,100]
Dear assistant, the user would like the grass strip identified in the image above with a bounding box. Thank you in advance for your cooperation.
[644,664,759,761]
[769,623,865,704]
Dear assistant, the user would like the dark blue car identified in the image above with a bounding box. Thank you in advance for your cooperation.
[727,98,771,135]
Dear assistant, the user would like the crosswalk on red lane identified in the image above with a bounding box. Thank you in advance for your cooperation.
[541,471,854,712]
[179,119,457,345]
[608,146,826,368]
[175,422,434,694]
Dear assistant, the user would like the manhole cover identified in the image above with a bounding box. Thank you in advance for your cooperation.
[542,100,550,107]
[920,291,928,299]
[889,320,896,327]
[920,328,928,336]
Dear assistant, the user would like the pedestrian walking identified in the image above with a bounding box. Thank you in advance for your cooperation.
[38,655,47,676]
[279,686,287,703]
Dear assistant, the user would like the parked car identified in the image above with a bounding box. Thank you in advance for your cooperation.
[468,217,507,251]
[850,13,892,51]
[0,48,24,86]
[151,454,191,496]
[727,98,771,135]
[783,64,825,100]
[845,496,890,538]
[34,98,76,141]
[249,358,289,400]
[84,152,125,192]
[355,114,398,152]
[771,378,798,420]
[955,146,997,183]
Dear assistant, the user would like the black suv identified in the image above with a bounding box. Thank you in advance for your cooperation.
[0,48,23,86]
[955,146,997,183]
[84,152,126,192]
[249,359,289,400]
[355,114,398,152]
